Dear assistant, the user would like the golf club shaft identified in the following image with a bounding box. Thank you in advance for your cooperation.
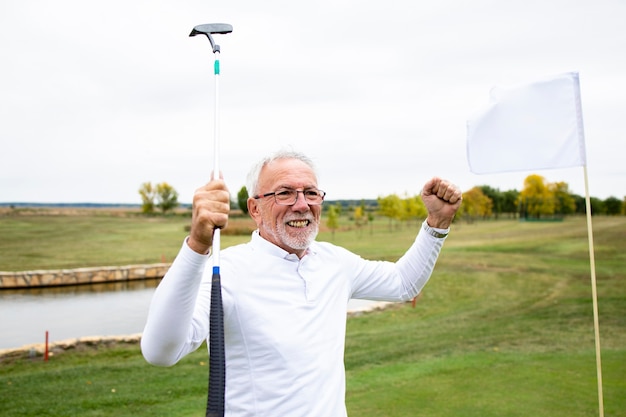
[212,54,221,269]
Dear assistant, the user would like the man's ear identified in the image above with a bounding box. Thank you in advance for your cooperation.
[247,198,261,224]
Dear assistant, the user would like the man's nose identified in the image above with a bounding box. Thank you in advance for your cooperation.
[291,191,310,210]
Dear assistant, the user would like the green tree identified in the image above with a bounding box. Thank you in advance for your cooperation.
[155,182,179,214]
[573,194,586,214]
[501,189,520,218]
[604,196,622,215]
[479,185,502,218]
[589,197,604,215]
[378,194,403,231]
[574,195,604,215]
[326,204,341,238]
[237,186,249,215]
[138,182,156,214]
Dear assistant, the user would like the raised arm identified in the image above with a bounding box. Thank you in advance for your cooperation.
[141,178,230,366]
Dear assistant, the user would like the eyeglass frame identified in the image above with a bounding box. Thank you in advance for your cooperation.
[253,188,326,206]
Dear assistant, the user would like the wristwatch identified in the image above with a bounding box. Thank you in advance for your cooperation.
[422,221,449,239]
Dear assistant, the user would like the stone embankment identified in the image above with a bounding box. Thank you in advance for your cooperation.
[0,263,170,289]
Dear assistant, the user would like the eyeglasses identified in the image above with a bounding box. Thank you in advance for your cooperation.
[253,188,326,206]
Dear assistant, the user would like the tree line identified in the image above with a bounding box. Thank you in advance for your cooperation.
[139,175,625,221]
[459,174,625,221]
[324,174,625,231]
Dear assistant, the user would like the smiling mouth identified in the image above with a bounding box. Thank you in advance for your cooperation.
[287,220,310,228]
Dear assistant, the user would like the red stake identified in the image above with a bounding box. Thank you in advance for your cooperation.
[44,331,49,362]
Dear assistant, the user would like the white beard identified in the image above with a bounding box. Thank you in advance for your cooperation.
[276,220,319,251]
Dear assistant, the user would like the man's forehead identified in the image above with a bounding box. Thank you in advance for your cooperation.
[259,159,317,188]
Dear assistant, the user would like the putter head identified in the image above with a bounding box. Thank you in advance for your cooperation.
[189,23,233,37]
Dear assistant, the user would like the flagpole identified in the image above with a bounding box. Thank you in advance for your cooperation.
[583,164,604,417]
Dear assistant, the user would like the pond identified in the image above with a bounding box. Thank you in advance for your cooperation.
[0,280,159,351]
[0,280,386,350]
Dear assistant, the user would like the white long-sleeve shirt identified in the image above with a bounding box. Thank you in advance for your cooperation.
[141,221,447,416]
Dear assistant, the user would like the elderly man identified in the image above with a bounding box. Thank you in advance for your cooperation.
[141,149,462,416]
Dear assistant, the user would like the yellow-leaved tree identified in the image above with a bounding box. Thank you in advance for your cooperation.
[138,182,156,214]
[458,186,493,222]
[518,174,555,218]
[550,181,576,215]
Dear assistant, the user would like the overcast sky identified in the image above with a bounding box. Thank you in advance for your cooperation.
[1,0,624,204]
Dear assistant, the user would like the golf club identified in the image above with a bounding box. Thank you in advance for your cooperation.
[190,22,233,417]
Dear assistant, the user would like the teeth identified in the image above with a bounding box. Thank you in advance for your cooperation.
[287,220,309,228]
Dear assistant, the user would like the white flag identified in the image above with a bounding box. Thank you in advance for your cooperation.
[466,72,587,174]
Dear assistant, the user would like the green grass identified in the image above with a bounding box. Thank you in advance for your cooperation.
[1,212,625,416]
[0,210,253,270]
[347,350,625,417]
[1,343,210,416]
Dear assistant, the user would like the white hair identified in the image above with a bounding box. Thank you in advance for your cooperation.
[246,149,317,197]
